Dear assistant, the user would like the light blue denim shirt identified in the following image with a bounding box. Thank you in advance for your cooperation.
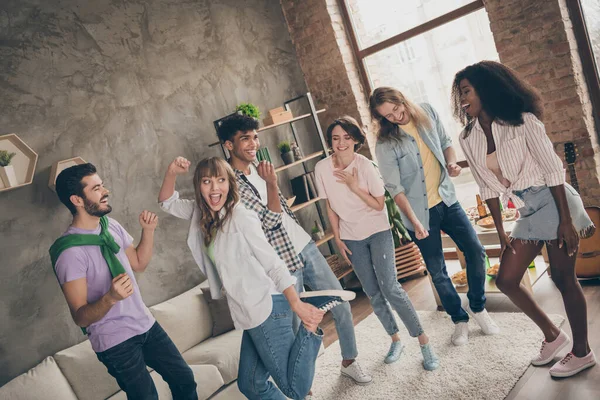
[375,103,457,231]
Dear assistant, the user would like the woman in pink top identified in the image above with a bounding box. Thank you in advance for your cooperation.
[314,116,439,370]
[453,61,596,378]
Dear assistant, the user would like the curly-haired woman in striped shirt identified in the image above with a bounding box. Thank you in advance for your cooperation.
[452,60,596,378]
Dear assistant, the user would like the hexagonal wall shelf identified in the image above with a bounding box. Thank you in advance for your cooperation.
[48,157,87,192]
[0,134,38,193]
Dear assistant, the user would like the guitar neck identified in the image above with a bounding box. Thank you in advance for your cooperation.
[567,164,579,192]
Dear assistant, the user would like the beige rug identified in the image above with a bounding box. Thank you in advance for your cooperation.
[310,311,564,400]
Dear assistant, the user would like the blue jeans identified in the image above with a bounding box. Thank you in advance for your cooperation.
[293,241,358,360]
[96,322,197,400]
[237,295,323,400]
[344,229,424,337]
[408,202,486,323]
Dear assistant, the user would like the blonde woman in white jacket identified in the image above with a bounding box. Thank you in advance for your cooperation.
[158,156,354,400]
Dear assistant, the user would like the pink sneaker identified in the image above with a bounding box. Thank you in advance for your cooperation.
[549,351,596,378]
[531,330,570,366]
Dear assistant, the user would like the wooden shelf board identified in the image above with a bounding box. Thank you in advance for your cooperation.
[0,134,38,193]
[290,197,322,212]
[315,232,334,247]
[208,109,326,147]
[275,151,324,173]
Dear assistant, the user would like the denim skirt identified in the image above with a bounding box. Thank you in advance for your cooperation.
[510,183,595,243]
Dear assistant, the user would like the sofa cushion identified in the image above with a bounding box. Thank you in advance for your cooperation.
[150,285,213,353]
[211,382,247,400]
[107,364,224,400]
[0,357,78,400]
[54,339,120,400]
[201,286,235,336]
[182,329,243,384]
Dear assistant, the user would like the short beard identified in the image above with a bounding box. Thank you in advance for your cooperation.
[83,197,112,217]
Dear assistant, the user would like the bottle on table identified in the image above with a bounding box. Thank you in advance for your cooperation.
[476,194,488,219]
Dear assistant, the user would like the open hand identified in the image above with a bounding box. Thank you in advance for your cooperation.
[335,238,353,265]
[139,210,158,231]
[558,221,579,257]
[499,232,516,260]
[333,167,359,192]
[168,157,191,175]
[447,163,462,177]
[257,161,278,186]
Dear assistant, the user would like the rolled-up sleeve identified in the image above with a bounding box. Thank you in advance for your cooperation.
[425,103,452,151]
[523,113,565,187]
[239,209,296,292]
[239,190,283,231]
[159,191,195,220]
[375,141,406,198]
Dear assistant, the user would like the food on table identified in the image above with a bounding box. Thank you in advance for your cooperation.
[451,270,468,286]
[487,263,500,277]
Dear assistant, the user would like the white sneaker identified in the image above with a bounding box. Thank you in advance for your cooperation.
[340,361,372,385]
[451,322,469,346]
[465,304,500,335]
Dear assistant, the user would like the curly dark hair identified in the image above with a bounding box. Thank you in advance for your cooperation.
[217,113,259,143]
[451,61,544,132]
[326,116,366,152]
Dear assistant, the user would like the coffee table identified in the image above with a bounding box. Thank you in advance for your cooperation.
[427,220,550,308]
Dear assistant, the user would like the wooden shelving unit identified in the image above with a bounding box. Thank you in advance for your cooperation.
[212,94,341,279]
[0,134,38,193]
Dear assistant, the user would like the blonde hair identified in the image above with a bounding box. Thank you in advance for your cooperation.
[369,87,432,141]
[193,157,239,247]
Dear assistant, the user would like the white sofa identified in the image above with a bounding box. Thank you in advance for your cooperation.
[0,283,246,400]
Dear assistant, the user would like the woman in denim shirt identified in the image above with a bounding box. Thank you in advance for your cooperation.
[453,61,596,378]
[370,87,499,346]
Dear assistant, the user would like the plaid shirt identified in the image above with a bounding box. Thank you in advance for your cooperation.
[234,166,304,272]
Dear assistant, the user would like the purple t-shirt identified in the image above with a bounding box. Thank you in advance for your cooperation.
[54,217,155,353]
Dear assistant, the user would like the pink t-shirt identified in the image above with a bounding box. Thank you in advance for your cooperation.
[314,154,390,241]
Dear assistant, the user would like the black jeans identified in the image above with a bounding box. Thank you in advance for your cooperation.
[96,322,197,400]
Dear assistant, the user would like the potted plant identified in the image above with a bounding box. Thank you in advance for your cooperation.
[278,141,294,165]
[0,150,18,188]
[311,225,324,241]
[235,103,261,120]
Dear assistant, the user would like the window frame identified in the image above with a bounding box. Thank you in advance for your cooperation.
[566,0,600,129]
[337,0,485,97]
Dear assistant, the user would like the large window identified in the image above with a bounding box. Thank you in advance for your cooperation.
[573,0,600,126]
[340,0,499,204]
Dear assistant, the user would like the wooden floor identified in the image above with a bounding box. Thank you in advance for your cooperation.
[320,257,600,400]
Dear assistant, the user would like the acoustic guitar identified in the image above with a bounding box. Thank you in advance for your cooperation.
[564,142,600,278]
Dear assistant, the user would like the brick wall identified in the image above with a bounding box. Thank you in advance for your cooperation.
[483,0,600,204]
[280,0,374,157]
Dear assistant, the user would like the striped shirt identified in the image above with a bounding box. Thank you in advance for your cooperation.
[459,113,565,209]
[234,166,304,272]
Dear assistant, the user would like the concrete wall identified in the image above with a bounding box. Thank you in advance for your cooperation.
[0,0,317,386]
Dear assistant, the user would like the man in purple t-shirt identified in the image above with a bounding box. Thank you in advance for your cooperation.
[53,163,197,400]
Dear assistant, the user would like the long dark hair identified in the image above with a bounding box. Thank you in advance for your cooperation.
[369,87,432,142]
[451,61,543,133]
[193,157,239,246]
